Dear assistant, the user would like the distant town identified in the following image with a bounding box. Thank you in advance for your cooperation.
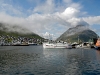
[0,35,44,46]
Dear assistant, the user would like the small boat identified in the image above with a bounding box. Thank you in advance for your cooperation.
[95,38,100,50]
[28,42,38,46]
[43,42,72,49]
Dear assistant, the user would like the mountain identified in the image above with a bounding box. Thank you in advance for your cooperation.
[0,23,43,39]
[57,25,98,43]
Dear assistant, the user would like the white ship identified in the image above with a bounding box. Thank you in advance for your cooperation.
[43,42,72,49]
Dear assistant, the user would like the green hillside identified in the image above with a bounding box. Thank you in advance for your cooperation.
[0,23,43,39]
[57,25,98,43]
[0,30,43,39]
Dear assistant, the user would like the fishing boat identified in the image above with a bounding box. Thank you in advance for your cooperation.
[43,42,72,49]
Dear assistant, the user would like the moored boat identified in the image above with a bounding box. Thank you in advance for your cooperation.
[28,42,38,46]
[43,42,72,49]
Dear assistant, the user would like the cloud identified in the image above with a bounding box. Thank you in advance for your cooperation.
[0,12,25,25]
[82,16,100,25]
[6,5,22,16]
[33,0,55,14]
[43,32,54,40]
[27,7,81,30]
[0,6,87,39]
[0,1,24,17]
[62,7,79,17]
[0,0,100,39]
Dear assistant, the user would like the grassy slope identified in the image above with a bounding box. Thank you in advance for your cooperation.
[0,23,44,39]
[0,30,43,39]
[57,30,98,43]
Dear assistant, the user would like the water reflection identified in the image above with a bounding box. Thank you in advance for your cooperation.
[43,48,100,75]
[0,46,44,75]
[0,46,100,75]
[96,50,100,61]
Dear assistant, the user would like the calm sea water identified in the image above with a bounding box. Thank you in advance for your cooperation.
[0,46,100,75]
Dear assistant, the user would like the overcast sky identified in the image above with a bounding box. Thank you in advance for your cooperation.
[0,0,100,39]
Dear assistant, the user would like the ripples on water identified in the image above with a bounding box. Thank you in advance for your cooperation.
[0,46,100,75]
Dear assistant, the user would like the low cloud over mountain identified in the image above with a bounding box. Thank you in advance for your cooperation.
[57,25,98,42]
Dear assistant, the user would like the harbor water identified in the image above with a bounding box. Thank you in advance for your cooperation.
[0,46,100,75]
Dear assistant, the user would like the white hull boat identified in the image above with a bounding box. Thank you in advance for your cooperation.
[43,42,72,49]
